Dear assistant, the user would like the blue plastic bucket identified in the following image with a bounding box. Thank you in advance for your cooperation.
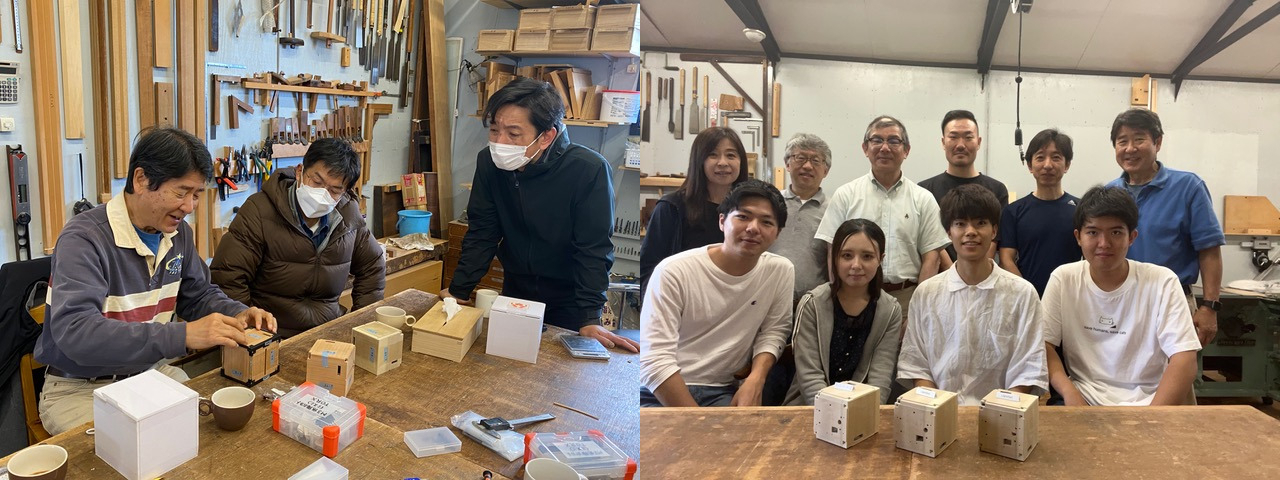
[397,210,432,235]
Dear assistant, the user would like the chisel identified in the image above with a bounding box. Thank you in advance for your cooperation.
[667,78,674,134]
[641,72,651,142]
[689,66,699,134]
[674,69,684,140]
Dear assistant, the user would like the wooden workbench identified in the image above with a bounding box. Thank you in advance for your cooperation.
[641,405,1280,478]
[3,289,637,479]
[279,289,640,479]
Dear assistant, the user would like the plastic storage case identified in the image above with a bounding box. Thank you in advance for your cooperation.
[524,430,637,480]
[273,382,367,458]
[404,427,462,458]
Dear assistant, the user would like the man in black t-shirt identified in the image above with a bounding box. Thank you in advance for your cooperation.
[919,110,1009,265]
[998,129,1082,295]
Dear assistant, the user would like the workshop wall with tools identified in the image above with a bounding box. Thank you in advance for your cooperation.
[637,51,1280,286]
[446,0,642,275]
[0,0,421,263]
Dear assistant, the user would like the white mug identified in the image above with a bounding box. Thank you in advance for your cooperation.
[524,458,587,480]
[475,289,499,318]
[376,306,417,330]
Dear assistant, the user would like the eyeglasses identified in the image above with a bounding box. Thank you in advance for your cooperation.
[866,137,905,148]
[786,154,826,168]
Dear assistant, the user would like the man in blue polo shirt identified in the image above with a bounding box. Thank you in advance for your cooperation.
[1105,108,1224,346]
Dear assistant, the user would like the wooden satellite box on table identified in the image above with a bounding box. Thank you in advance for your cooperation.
[220,328,280,386]
[979,389,1040,461]
[894,386,958,457]
[813,381,880,448]
[352,320,403,375]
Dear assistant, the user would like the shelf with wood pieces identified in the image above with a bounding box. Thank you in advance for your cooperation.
[639,176,685,188]
[475,49,639,61]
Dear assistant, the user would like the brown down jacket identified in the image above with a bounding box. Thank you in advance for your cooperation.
[210,168,385,337]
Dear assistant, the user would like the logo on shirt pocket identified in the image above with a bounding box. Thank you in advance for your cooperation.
[1097,316,1117,328]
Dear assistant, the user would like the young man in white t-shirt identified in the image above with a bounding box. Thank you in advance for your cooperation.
[641,179,795,407]
[1042,186,1200,406]
[898,184,1048,406]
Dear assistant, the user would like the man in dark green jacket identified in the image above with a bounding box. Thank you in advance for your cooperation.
[212,139,386,337]
[443,78,637,353]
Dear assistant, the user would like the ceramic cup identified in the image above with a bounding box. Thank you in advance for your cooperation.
[6,444,68,480]
[524,458,588,480]
[199,386,256,431]
[376,306,417,330]
[475,289,499,318]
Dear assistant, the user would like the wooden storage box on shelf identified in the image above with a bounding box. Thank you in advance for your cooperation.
[595,4,640,29]
[518,8,552,31]
[551,28,592,51]
[550,5,596,30]
[515,29,552,51]
[477,29,515,52]
[591,27,637,52]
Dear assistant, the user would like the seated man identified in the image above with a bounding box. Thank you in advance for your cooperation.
[35,127,275,435]
[640,179,794,407]
[897,184,1047,405]
[212,138,386,337]
[1042,186,1200,406]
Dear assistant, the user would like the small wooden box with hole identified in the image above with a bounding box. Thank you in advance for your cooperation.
[813,381,880,448]
[979,389,1039,461]
[220,328,281,386]
[894,386,958,457]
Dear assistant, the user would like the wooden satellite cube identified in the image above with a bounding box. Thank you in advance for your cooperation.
[813,381,880,448]
[307,339,355,396]
[352,321,403,375]
[894,386,958,457]
[220,328,281,387]
[979,389,1039,461]
[412,301,483,362]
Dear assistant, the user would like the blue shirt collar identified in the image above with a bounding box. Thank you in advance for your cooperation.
[1121,161,1171,189]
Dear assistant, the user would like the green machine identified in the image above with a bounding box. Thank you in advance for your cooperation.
[1195,290,1280,404]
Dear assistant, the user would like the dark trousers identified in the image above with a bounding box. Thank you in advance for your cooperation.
[501,272,589,331]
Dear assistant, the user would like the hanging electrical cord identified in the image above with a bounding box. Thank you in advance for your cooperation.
[1014,3,1025,163]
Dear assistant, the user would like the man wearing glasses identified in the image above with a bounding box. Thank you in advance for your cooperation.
[768,133,834,304]
[1104,108,1224,347]
[815,116,950,317]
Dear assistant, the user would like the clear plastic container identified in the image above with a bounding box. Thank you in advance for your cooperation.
[524,430,637,480]
[273,382,366,458]
[404,427,462,458]
[288,456,349,480]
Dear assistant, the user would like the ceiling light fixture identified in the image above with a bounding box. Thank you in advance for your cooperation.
[743,28,766,43]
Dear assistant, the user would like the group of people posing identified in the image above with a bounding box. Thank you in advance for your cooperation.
[639,108,1224,408]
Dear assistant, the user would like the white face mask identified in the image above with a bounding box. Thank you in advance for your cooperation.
[489,134,543,171]
[296,183,338,219]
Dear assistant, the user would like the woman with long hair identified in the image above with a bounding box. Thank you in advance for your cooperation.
[639,127,749,292]
[785,219,903,405]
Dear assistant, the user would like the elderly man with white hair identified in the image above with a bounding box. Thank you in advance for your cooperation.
[768,133,834,304]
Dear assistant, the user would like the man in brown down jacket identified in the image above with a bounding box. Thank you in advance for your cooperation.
[211,139,386,337]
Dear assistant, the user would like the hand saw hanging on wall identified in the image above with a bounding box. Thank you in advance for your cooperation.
[7,145,31,260]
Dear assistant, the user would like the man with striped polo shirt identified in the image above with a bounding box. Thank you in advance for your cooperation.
[34,127,277,435]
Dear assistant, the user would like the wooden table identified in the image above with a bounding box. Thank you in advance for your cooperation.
[3,289,637,479]
[641,405,1280,478]
[279,289,640,478]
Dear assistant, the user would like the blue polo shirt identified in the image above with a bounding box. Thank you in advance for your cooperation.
[1106,162,1225,286]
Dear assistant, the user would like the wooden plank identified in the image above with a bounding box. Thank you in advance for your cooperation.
[642,406,1280,478]
[195,0,208,141]
[154,0,173,68]
[58,1,85,139]
[176,0,196,135]
[155,82,174,126]
[772,82,781,137]
[423,0,453,224]
[28,1,66,254]
[1224,195,1280,235]
[88,0,113,202]
[135,0,157,129]
[241,81,385,97]
[108,0,129,179]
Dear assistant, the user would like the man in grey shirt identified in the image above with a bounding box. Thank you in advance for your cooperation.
[768,133,832,304]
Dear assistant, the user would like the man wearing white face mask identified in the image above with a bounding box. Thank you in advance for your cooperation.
[212,138,386,337]
[443,77,638,353]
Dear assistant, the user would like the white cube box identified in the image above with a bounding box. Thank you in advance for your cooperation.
[979,389,1039,461]
[93,370,199,480]
[894,386,958,458]
[814,381,880,448]
[485,296,545,364]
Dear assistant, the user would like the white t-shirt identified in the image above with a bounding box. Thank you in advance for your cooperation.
[640,246,794,392]
[814,174,950,284]
[897,261,1049,406]
[1042,260,1201,406]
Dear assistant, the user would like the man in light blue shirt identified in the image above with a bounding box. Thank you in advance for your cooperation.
[1104,108,1224,346]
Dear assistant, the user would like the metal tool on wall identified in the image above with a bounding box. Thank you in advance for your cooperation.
[674,69,684,140]
[666,78,674,134]
[7,145,31,260]
[73,154,94,215]
[279,0,304,48]
[641,72,650,142]
[689,66,700,134]
[10,0,21,53]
